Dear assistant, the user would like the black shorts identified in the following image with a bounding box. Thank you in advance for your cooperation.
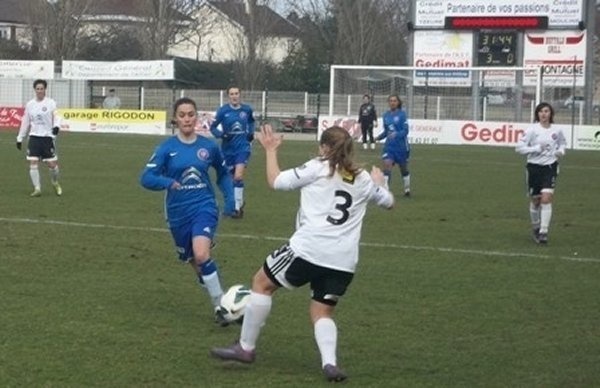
[27,136,57,161]
[263,243,354,306]
[526,162,558,196]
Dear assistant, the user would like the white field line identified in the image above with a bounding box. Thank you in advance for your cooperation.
[1,217,598,264]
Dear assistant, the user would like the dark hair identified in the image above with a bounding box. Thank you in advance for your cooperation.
[227,86,240,94]
[363,94,370,99]
[388,94,402,109]
[173,97,197,115]
[109,88,116,92]
[534,102,554,124]
[33,79,47,89]
[319,126,361,178]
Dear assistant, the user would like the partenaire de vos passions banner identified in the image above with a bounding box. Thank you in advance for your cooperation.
[319,116,600,151]
[59,109,167,135]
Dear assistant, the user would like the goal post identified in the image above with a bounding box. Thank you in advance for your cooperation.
[329,65,543,123]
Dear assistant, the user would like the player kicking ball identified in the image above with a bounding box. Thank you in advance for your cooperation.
[211,124,394,382]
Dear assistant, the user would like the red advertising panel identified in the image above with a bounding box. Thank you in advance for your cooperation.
[0,107,24,129]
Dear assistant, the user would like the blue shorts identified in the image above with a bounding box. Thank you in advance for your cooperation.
[382,148,410,165]
[224,151,251,171]
[169,211,218,262]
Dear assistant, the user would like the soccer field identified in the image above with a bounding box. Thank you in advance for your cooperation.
[1,131,599,387]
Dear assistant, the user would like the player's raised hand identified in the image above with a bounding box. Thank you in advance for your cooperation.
[257,123,282,151]
[370,166,386,187]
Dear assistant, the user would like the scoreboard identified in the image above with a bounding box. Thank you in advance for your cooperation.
[477,32,517,66]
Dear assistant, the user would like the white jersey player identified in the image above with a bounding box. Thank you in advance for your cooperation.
[16,79,62,197]
[515,102,566,244]
[212,124,394,382]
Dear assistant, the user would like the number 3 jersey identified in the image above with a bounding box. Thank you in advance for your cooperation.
[273,158,393,273]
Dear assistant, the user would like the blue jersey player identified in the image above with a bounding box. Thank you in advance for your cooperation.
[141,97,235,326]
[210,86,255,218]
[376,94,411,197]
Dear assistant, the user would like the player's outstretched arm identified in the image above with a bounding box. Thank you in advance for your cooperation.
[370,166,394,209]
[257,123,283,188]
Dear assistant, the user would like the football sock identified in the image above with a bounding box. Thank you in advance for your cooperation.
[234,180,244,211]
[240,292,272,351]
[198,259,223,307]
[29,165,41,189]
[49,165,60,184]
[314,317,337,368]
[383,170,391,187]
[529,202,541,229]
[540,203,552,234]
[402,174,411,192]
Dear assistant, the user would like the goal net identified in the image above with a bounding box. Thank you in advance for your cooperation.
[328,65,542,123]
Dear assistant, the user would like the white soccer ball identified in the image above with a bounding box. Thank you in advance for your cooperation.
[219,284,251,322]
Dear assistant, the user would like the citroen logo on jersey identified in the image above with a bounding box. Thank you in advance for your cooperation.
[231,121,243,132]
[197,148,209,161]
[181,167,202,184]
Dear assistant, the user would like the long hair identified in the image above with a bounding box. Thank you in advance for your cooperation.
[388,94,402,110]
[319,126,361,178]
[534,102,554,124]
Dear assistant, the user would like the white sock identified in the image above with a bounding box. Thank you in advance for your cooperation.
[49,166,60,184]
[402,174,411,192]
[240,292,272,351]
[529,202,540,229]
[314,317,337,368]
[30,165,41,189]
[201,272,223,307]
[234,187,244,211]
[540,203,552,234]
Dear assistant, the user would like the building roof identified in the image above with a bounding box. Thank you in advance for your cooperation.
[0,0,30,24]
[208,1,298,37]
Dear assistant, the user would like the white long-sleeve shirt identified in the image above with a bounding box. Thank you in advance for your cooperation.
[17,97,59,142]
[515,123,566,165]
[273,158,394,273]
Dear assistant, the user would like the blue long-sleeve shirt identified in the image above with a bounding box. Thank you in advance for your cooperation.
[140,135,235,227]
[376,109,409,153]
[209,103,255,156]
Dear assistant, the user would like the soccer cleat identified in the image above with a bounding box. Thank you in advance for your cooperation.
[362,143,368,150]
[370,143,376,150]
[52,182,62,196]
[30,188,42,197]
[323,364,347,382]
[532,227,540,243]
[538,233,548,245]
[403,190,411,198]
[231,202,245,219]
[210,342,256,363]
[214,306,230,327]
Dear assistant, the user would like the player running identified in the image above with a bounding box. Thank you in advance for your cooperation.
[376,94,411,197]
[16,79,62,197]
[140,97,235,325]
[515,102,566,244]
[211,124,394,382]
[210,86,255,218]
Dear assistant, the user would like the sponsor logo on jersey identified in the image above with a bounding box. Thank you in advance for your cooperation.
[180,167,207,190]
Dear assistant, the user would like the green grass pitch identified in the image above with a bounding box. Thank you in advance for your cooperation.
[1,131,599,387]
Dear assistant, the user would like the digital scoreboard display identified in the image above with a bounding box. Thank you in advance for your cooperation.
[477,32,517,66]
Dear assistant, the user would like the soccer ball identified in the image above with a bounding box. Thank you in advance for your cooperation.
[219,284,251,322]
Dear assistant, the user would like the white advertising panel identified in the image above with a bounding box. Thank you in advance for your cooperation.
[319,116,576,149]
[414,0,583,28]
[523,31,586,87]
[413,31,472,87]
[0,61,55,79]
[573,126,600,150]
[62,61,174,80]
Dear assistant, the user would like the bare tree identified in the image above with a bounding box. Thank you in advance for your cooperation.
[21,0,94,61]
[136,0,199,59]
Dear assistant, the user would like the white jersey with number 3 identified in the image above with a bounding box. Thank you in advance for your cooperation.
[273,158,393,273]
